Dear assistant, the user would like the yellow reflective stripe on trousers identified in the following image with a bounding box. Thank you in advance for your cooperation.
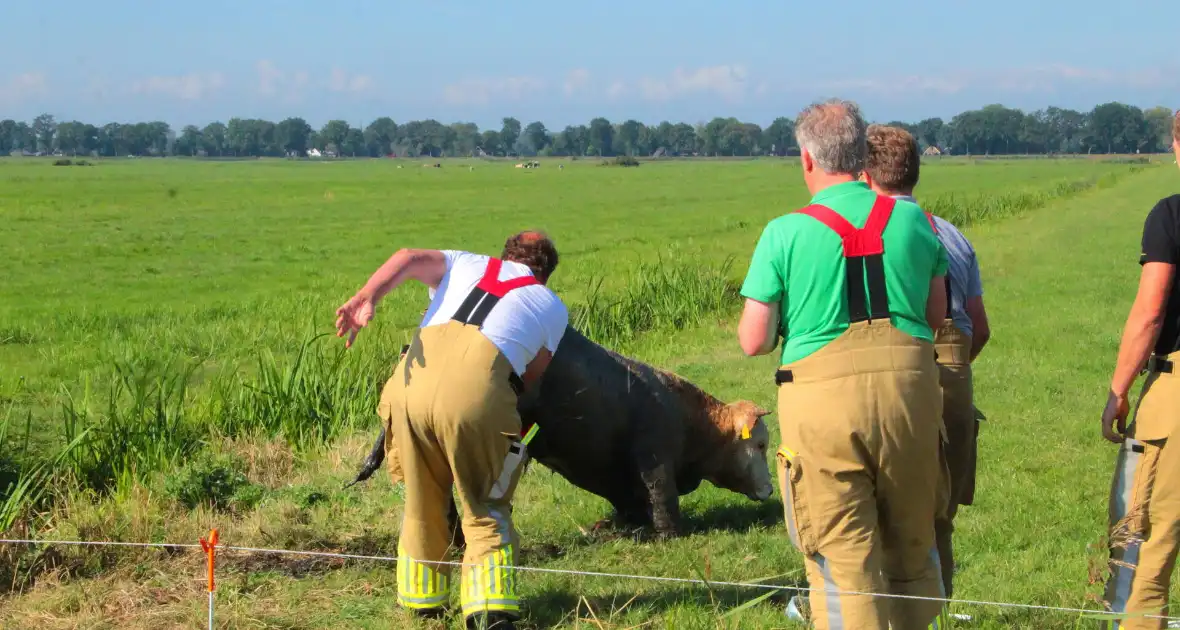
[522,423,539,445]
[396,544,449,609]
[461,546,521,617]
[928,605,949,629]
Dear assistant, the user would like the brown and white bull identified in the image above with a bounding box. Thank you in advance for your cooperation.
[349,324,774,539]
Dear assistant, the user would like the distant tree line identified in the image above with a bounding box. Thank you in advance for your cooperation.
[0,102,1173,159]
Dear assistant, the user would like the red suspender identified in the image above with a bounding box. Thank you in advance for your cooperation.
[452,257,540,328]
[449,256,540,400]
[475,257,540,297]
[795,195,897,323]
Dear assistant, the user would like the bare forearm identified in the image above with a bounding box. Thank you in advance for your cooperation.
[738,299,780,356]
[357,248,445,302]
[356,249,417,302]
[969,338,987,363]
[965,297,990,363]
[925,276,948,332]
[969,329,990,362]
[1110,311,1162,398]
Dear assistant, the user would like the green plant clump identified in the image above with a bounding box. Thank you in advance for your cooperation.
[163,451,263,512]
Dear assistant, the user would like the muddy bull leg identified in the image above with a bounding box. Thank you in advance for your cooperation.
[632,440,680,538]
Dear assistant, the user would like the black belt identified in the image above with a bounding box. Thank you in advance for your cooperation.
[774,369,794,385]
[1147,355,1174,374]
[399,344,525,395]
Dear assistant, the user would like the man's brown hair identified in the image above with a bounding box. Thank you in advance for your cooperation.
[502,230,559,282]
[865,124,921,195]
[1173,110,1180,145]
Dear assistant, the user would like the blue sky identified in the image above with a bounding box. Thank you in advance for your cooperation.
[1,0,1177,129]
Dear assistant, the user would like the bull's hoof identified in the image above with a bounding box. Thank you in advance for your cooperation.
[653,527,679,541]
[650,519,680,541]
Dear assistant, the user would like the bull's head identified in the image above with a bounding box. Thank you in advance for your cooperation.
[707,400,774,502]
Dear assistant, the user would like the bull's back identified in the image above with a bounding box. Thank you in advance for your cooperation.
[525,326,688,458]
[519,326,639,496]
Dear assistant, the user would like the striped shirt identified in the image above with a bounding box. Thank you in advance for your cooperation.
[893,195,983,338]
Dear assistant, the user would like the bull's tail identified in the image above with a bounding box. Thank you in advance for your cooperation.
[344,426,387,489]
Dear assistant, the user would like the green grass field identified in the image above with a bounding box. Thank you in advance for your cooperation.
[0,154,1175,628]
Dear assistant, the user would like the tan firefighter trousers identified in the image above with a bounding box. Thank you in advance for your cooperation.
[379,344,410,486]
[933,320,977,599]
[1102,349,1180,630]
[382,320,530,619]
[776,320,947,630]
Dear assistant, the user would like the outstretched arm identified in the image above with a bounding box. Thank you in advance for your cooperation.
[335,248,449,347]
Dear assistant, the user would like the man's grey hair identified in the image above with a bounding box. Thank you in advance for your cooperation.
[794,98,867,175]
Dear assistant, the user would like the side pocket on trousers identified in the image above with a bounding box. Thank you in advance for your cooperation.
[776,446,816,556]
[1128,374,1172,441]
[488,435,527,503]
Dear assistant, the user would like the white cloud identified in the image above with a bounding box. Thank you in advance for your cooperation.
[292,70,310,90]
[329,67,373,94]
[606,81,627,100]
[254,60,319,102]
[253,61,371,102]
[563,68,590,97]
[816,74,966,97]
[255,59,285,97]
[442,76,545,106]
[0,72,48,104]
[635,64,749,103]
[130,72,225,101]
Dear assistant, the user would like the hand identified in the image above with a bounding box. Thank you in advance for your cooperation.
[335,293,376,348]
[1101,390,1130,444]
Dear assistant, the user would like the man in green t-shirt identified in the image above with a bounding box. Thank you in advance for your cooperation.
[736,98,949,630]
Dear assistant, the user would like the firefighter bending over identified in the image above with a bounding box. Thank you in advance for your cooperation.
[335,231,568,630]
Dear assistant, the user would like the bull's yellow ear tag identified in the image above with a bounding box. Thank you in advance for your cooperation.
[741,426,751,440]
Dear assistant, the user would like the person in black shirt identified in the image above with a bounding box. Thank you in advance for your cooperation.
[1099,111,1180,630]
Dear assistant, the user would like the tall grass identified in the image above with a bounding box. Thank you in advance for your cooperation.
[0,405,86,535]
[210,332,386,447]
[572,256,741,349]
[57,356,204,493]
[924,170,1138,228]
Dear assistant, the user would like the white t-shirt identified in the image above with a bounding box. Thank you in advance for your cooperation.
[420,250,568,376]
